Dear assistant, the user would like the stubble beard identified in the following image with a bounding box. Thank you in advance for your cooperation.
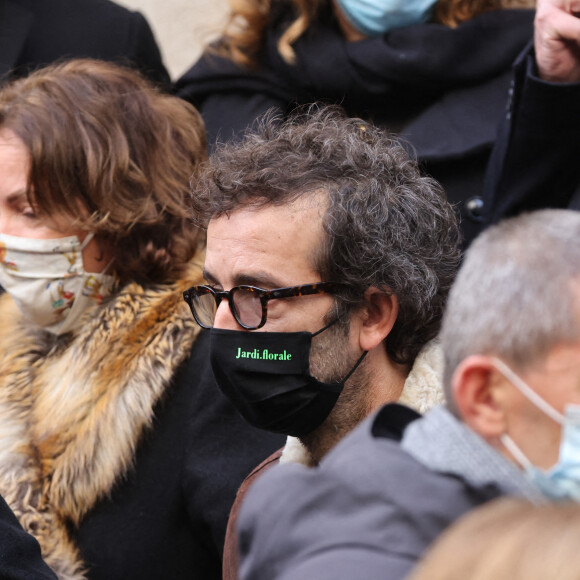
[300,319,372,464]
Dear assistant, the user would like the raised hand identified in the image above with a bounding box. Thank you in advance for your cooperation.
[535,0,580,82]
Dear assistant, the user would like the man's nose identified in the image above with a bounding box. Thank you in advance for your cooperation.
[213,299,242,331]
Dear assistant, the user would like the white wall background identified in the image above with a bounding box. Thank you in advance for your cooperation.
[116,0,230,79]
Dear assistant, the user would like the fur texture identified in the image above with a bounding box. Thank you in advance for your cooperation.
[0,265,203,579]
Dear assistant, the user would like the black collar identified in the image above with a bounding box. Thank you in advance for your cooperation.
[371,403,421,441]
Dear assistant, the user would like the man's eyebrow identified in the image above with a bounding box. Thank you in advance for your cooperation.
[202,268,287,289]
[233,272,287,289]
[202,268,218,285]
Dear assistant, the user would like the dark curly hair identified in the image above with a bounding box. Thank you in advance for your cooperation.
[191,105,461,365]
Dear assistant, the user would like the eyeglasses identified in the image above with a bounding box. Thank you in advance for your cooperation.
[183,282,345,330]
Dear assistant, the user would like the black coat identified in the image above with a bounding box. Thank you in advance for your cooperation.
[72,330,285,580]
[0,274,286,579]
[0,0,169,86]
[482,46,580,224]
[0,494,57,579]
[176,7,534,246]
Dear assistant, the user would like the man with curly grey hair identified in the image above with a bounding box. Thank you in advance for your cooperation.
[184,104,460,578]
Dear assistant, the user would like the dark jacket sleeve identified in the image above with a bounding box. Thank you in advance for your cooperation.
[0,494,57,579]
[482,44,580,226]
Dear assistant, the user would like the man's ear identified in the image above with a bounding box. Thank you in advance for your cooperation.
[452,355,509,439]
[356,287,398,352]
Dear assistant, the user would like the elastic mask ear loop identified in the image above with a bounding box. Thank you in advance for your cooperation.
[500,433,535,471]
[100,257,115,276]
[80,233,116,276]
[341,350,368,383]
[492,357,565,425]
[312,317,340,337]
[312,317,368,384]
[79,232,94,251]
[493,357,565,471]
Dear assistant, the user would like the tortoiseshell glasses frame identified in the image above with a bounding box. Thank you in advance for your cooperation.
[183,282,345,330]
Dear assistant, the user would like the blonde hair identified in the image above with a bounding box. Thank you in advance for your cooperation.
[410,498,580,580]
[220,0,535,67]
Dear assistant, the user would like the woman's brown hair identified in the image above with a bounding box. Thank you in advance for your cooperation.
[220,0,325,67]
[221,0,535,67]
[436,0,535,27]
[0,58,207,285]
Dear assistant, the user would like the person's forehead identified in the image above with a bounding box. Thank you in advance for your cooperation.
[205,199,326,287]
[0,129,29,178]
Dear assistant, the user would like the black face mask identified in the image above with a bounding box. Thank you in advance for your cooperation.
[209,323,366,437]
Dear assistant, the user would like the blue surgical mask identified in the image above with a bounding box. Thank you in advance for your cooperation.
[494,358,580,502]
[335,0,437,37]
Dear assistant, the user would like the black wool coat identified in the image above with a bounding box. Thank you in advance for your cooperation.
[72,329,286,580]
[0,0,169,86]
[0,494,57,579]
[176,6,535,246]
[0,279,286,580]
[482,47,580,224]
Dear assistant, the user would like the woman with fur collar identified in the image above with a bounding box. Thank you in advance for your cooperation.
[176,0,536,247]
[0,59,284,580]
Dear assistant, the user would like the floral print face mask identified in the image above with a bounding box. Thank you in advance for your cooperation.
[0,232,116,335]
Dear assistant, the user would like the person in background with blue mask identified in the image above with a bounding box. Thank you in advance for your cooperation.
[236,207,580,580]
[176,0,535,247]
